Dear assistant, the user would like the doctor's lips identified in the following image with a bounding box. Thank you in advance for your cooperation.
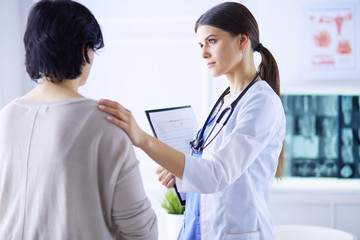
[207,62,216,68]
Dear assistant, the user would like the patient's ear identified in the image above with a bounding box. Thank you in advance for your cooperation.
[81,45,90,63]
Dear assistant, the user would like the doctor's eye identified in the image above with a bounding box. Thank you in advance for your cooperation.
[199,43,204,49]
[208,38,216,44]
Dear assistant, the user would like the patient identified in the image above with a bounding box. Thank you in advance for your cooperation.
[0,0,157,239]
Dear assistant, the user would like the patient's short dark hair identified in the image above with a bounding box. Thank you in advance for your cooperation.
[24,0,104,83]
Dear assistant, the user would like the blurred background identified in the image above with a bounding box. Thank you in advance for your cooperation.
[1,0,359,239]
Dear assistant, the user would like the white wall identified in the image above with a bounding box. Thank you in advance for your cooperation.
[0,0,29,107]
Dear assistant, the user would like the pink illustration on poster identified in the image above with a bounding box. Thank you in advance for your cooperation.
[303,3,359,80]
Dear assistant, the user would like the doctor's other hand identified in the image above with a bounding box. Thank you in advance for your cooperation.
[156,166,175,189]
[98,99,146,148]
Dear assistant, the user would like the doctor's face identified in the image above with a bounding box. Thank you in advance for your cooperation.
[197,25,242,77]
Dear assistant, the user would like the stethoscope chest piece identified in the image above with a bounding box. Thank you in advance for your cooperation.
[190,138,204,154]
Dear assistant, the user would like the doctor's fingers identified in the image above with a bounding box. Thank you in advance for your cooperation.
[165,177,175,189]
[156,167,169,181]
[162,175,175,189]
[98,99,124,109]
[158,170,175,189]
[98,99,131,122]
[155,166,165,175]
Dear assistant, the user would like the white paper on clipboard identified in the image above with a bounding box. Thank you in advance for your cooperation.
[145,105,199,206]
[145,105,199,154]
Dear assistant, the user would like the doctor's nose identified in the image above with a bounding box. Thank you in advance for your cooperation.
[202,47,211,59]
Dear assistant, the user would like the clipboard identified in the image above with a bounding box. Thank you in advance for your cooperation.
[145,105,198,206]
[145,105,198,154]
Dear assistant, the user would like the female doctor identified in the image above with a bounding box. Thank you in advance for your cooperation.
[98,2,285,240]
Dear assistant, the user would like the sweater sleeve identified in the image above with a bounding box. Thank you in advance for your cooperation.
[108,132,158,239]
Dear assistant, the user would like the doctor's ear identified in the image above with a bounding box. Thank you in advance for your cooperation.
[237,34,249,50]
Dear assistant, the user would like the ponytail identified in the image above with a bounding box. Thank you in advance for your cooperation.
[258,46,280,96]
[257,45,284,178]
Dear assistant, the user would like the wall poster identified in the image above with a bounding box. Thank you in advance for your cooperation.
[303,2,359,80]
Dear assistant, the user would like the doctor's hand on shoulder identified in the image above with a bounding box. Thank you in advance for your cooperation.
[98,99,146,148]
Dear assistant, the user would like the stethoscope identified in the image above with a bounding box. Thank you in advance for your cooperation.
[190,72,260,154]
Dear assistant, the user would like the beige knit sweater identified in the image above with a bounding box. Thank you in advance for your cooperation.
[0,98,157,240]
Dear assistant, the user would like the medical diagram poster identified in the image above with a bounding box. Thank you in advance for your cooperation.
[303,2,359,80]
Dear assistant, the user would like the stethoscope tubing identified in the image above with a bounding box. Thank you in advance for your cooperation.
[190,72,261,154]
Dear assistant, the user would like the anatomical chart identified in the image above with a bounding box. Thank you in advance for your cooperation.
[304,3,358,79]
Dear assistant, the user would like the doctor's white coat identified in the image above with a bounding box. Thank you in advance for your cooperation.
[177,80,286,240]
